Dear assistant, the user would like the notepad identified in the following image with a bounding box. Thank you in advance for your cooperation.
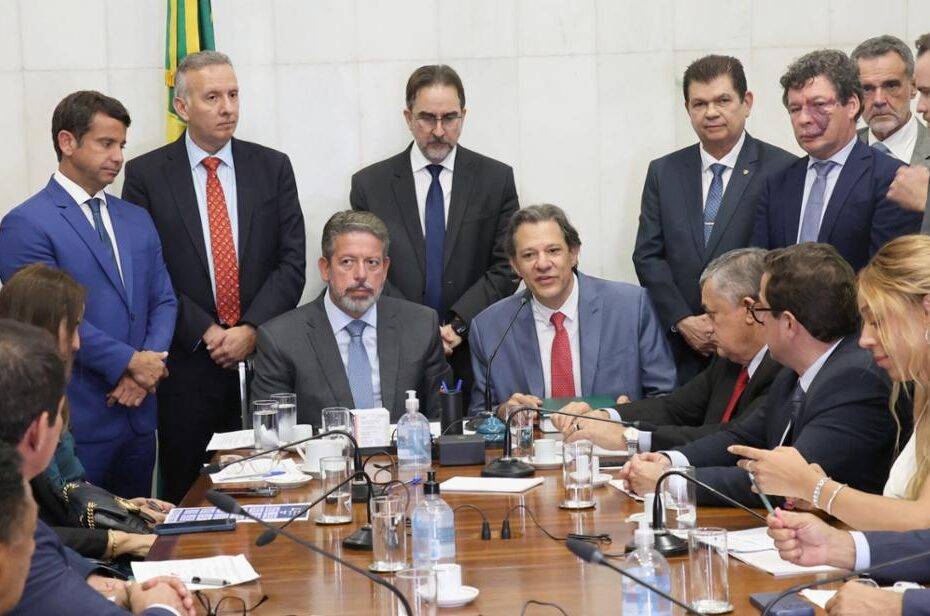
[726,526,778,553]
[439,476,545,493]
[206,429,255,451]
[729,547,839,577]
[131,554,260,590]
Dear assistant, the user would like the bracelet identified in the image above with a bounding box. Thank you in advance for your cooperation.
[811,476,830,510]
[105,530,117,560]
[825,482,848,516]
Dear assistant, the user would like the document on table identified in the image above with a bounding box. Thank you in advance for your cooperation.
[439,476,545,493]
[729,547,839,577]
[131,554,259,590]
[726,526,778,553]
[209,457,301,484]
[608,479,645,502]
[206,429,254,451]
[165,503,311,524]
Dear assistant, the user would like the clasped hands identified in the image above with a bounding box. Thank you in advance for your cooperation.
[676,314,716,356]
[87,573,196,615]
[203,323,256,370]
[106,350,168,408]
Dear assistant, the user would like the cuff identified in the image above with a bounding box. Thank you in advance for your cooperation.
[662,450,690,468]
[850,531,871,570]
[639,430,653,453]
[604,408,621,422]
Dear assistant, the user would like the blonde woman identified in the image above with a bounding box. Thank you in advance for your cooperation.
[730,234,928,531]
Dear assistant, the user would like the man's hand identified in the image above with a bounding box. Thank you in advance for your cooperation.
[887,164,930,213]
[128,576,196,616]
[208,324,256,369]
[497,393,543,421]
[439,324,463,357]
[766,509,856,568]
[127,351,168,389]
[729,445,822,501]
[616,395,631,405]
[676,314,715,355]
[617,452,671,495]
[107,374,149,408]
[111,531,156,558]
[558,404,625,449]
[129,497,174,524]
[825,581,904,616]
[86,574,129,607]
[550,401,593,432]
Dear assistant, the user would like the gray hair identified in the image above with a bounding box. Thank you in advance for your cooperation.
[504,204,581,258]
[321,210,390,260]
[852,35,915,78]
[174,51,234,101]
[699,247,767,305]
[780,50,864,120]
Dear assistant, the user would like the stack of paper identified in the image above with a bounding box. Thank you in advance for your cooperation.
[206,430,254,451]
[439,476,545,493]
[725,529,839,577]
[131,554,260,590]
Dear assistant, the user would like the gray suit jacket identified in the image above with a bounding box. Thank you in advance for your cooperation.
[252,294,453,426]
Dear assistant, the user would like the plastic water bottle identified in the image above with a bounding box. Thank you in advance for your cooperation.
[411,471,456,568]
[396,390,431,509]
[621,520,672,615]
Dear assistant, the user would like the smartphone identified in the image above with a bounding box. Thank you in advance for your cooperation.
[153,517,237,535]
[749,591,815,616]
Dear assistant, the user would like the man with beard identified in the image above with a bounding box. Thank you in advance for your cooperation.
[251,211,452,426]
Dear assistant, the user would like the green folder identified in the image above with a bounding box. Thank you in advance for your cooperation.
[541,396,616,413]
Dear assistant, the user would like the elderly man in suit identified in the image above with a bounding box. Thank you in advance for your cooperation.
[752,50,922,269]
[122,51,306,502]
[469,204,676,419]
[553,248,782,453]
[251,211,452,427]
[634,55,795,384]
[0,91,177,498]
[350,64,519,403]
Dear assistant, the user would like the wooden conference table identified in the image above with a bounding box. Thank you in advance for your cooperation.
[149,449,837,615]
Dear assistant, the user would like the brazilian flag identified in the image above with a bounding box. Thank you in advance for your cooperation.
[165,0,215,141]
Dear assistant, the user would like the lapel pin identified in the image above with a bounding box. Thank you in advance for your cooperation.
[742,169,749,175]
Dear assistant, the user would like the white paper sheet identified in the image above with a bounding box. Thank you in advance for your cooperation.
[729,548,838,577]
[131,554,259,590]
[439,476,545,493]
[209,457,301,484]
[726,526,778,553]
[800,589,834,608]
[206,429,254,451]
[608,479,645,502]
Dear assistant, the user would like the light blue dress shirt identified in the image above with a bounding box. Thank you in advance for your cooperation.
[323,290,382,408]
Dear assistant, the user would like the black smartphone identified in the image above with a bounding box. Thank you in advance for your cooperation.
[153,517,237,535]
[749,591,815,616]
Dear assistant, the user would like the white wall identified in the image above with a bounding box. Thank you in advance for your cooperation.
[1,0,929,301]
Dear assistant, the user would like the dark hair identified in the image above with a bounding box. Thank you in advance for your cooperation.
[321,210,391,260]
[917,33,930,58]
[851,35,914,78]
[763,243,859,342]
[0,264,85,342]
[0,320,66,445]
[504,204,581,258]
[51,90,131,161]
[405,65,465,110]
[683,55,748,103]
[0,442,27,544]
[780,50,864,119]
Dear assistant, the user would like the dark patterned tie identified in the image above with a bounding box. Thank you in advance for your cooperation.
[424,164,445,314]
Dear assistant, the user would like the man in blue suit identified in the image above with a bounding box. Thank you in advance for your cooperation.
[752,50,922,269]
[469,204,676,417]
[0,91,177,498]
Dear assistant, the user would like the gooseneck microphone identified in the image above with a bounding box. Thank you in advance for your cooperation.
[207,490,412,615]
[566,538,700,614]
[201,429,362,476]
[483,290,532,417]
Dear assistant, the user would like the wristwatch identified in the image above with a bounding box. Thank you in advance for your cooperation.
[450,315,469,337]
[623,426,639,444]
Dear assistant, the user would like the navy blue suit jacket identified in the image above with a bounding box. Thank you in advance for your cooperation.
[863,529,930,614]
[752,138,922,269]
[674,335,898,507]
[0,178,177,444]
[468,273,676,413]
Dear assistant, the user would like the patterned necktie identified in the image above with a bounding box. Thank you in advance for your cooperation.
[550,311,576,397]
[798,160,837,243]
[424,164,445,314]
[86,197,121,279]
[345,320,375,409]
[703,163,727,244]
[720,367,749,423]
[202,156,241,325]
[781,383,806,445]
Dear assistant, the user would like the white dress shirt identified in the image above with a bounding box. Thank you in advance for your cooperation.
[796,136,858,243]
[323,290,382,408]
[531,274,582,398]
[868,114,920,163]
[53,170,124,282]
[186,132,239,299]
[410,143,455,233]
[700,131,746,209]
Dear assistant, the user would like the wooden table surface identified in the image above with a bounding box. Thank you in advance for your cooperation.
[149,451,839,615]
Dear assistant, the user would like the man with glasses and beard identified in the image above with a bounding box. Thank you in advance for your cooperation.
[251,211,452,427]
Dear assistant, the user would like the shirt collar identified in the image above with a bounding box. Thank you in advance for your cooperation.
[699,131,746,173]
[808,134,857,169]
[53,170,107,206]
[409,142,457,174]
[323,289,378,335]
[186,131,234,172]
[798,338,843,392]
[868,114,918,154]
[531,273,580,324]
[746,345,768,379]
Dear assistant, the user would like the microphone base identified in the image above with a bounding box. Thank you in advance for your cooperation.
[342,524,373,551]
[652,529,688,557]
[481,457,535,478]
[351,480,370,503]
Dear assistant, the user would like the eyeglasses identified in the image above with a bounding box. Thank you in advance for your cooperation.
[414,113,463,130]
[195,591,269,616]
[748,302,774,325]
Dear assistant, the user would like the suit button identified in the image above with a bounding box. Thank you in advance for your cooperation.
[130,313,136,321]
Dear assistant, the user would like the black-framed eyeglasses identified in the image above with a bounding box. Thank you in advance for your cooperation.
[749,301,774,325]
[414,112,463,129]
[195,591,269,616]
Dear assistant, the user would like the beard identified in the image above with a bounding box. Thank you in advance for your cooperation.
[331,282,382,316]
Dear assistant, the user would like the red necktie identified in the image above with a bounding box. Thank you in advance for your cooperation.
[202,157,240,326]
[720,367,750,423]
[550,311,576,397]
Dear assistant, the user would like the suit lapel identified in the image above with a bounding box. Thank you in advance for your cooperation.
[305,299,354,407]
[783,161,808,245]
[678,146,706,259]
[704,136,758,260]
[512,303,545,398]
[444,147,476,268]
[231,138,256,265]
[818,141,869,242]
[392,147,426,275]
[165,135,211,278]
[911,121,930,167]
[376,300,400,412]
[105,195,133,305]
[576,275,601,395]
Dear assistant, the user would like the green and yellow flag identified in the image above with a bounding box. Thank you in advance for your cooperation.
[165,0,215,141]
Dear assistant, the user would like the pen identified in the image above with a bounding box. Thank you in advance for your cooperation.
[747,472,775,515]
[146,500,168,513]
[183,576,229,586]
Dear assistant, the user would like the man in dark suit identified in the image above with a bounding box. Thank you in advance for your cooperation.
[0,91,177,498]
[620,244,898,507]
[122,51,306,502]
[350,64,519,401]
[752,50,922,270]
[0,443,35,614]
[634,55,795,384]
[555,248,782,452]
[252,211,452,426]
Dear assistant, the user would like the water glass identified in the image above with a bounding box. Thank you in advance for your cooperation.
[688,528,733,614]
[322,406,354,460]
[663,466,697,529]
[316,456,353,524]
[393,568,436,616]
[270,393,297,442]
[561,440,595,509]
[251,400,279,451]
[508,408,533,461]
[370,495,406,572]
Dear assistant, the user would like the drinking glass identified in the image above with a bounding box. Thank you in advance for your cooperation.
[663,466,697,529]
[251,400,279,451]
[269,393,297,442]
[315,456,353,524]
[370,494,406,572]
[561,440,595,509]
[509,408,534,462]
[322,406,354,461]
[688,528,732,614]
[393,568,436,616]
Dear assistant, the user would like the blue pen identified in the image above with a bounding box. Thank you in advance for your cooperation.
[454,379,463,393]
[747,472,775,515]
[441,381,449,394]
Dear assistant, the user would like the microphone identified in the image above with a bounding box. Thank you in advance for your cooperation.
[482,289,532,417]
[566,538,700,614]
[201,429,362,476]
[207,490,412,615]
[650,469,768,557]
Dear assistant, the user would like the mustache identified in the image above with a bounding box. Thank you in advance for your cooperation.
[346,283,374,293]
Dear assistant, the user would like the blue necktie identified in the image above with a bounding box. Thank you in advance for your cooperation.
[424,164,445,314]
[86,198,121,278]
[798,161,837,243]
[345,320,375,409]
[782,384,806,446]
[703,163,727,244]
